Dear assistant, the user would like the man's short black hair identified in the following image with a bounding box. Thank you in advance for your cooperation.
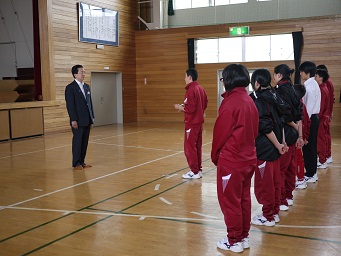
[186,68,198,81]
[299,61,316,77]
[72,65,83,78]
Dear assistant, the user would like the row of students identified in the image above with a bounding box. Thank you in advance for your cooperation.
[212,62,334,253]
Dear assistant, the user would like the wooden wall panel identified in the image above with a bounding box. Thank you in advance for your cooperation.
[41,0,138,134]
[10,108,44,139]
[136,15,341,137]
[0,110,10,141]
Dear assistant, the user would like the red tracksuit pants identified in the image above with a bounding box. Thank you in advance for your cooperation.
[326,121,332,158]
[184,124,203,174]
[326,120,332,158]
[317,117,328,164]
[254,159,281,221]
[217,162,256,245]
[296,148,305,181]
[279,144,297,205]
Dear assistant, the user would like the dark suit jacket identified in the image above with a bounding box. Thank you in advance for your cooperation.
[65,80,94,126]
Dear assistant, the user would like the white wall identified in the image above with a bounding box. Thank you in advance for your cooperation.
[0,0,33,78]
[166,0,341,28]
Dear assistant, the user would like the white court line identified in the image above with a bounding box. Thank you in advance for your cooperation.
[3,206,222,222]
[0,129,158,160]
[159,197,172,205]
[91,129,159,142]
[191,211,219,219]
[154,184,160,191]
[1,151,183,209]
[0,144,70,160]
[165,174,178,179]
[3,206,341,229]
[91,141,181,152]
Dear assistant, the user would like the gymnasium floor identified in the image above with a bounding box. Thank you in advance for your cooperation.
[0,122,340,255]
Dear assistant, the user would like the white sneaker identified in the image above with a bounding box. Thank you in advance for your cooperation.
[304,175,316,183]
[198,170,203,178]
[274,214,280,223]
[182,171,201,179]
[296,179,307,189]
[314,173,318,181]
[280,205,289,211]
[251,215,275,226]
[317,162,328,169]
[326,156,333,164]
[287,198,294,206]
[317,161,322,167]
[216,238,243,253]
[242,237,250,249]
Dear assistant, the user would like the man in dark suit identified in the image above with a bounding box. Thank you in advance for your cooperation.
[65,65,94,170]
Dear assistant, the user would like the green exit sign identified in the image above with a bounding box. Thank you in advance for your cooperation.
[229,26,249,36]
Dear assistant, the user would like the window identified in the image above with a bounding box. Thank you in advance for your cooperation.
[192,0,210,8]
[196,39,218,63]
[215,0,229,6]
[218,37,243,62]
[229,0,248,4]
[174,0,248,9]
[245,36,270,62]
[195,33,294,64]
[174,0,191,10]
[270,34,294,60]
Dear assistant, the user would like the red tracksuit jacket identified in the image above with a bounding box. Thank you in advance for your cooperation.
[211,87,259,168]
[183,81,208,125]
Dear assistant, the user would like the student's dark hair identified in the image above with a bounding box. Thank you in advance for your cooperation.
[222,64,250,91]
[298,61,316,77]
[186,68,198,81]
[71,65,83,78]
[293,84,306,99]
[274,64,294,82]
[251,69,271,91]
[316,68,330,83]
[316,64,328,72]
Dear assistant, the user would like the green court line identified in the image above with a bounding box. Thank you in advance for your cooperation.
[7,158,340,255]
[21,167,216,255]
[0,159,210,244]
[87,167,217,213]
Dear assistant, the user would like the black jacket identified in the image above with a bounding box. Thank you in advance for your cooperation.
[276,81,302,145]
[65,80,94,127]
[250,87,289,161]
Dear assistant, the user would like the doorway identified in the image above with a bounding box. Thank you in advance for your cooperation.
[90,71,123,126]
[217,69,255,107]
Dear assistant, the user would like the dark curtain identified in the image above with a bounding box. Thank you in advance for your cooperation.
[168,0,174,16]
[33,0,42,100]
[187,38,195,69]
[292,31,303,85]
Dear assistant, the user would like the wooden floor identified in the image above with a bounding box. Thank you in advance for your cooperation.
[0,122,340,256]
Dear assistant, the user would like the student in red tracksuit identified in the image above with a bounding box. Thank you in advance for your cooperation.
[250,69,287,227]
[293,84,310,189]
[317,65,334,164]
[174,68,208,179]
[212,64,258,253]
[273,64,304,210]
[315,68,330,169]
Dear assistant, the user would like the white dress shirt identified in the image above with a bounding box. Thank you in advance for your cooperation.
[75,79,86,98]
[302,77,321,117]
